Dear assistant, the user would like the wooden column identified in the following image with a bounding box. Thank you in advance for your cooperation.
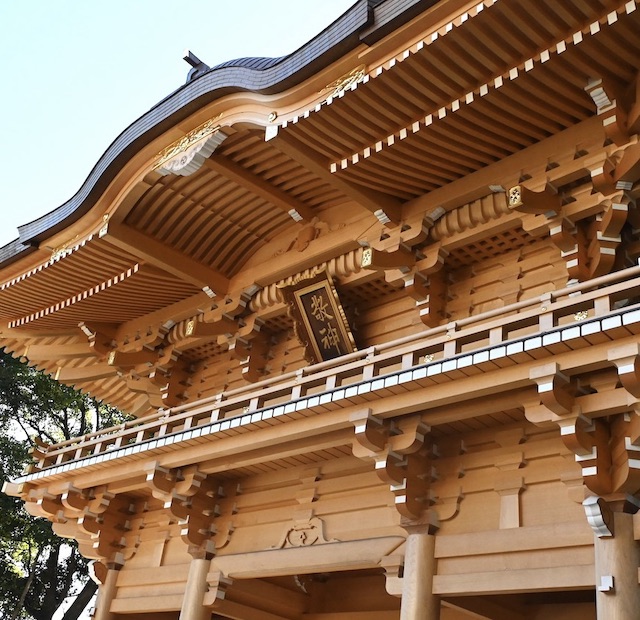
[92,567,119,620]
[594,510,640,619]
[179,556,212,620]
[400,525,440,620]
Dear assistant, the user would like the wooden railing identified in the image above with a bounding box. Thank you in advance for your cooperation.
[22,264,640,480]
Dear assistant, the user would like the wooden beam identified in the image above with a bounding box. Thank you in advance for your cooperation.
[107,349,157,369]
[78,322,118,357]
[434,565,594,595]
[55,364,118,383]
[267,129,403,226]
[0,329,78,341]
[212,599,291,620]
[443,596,528,620]
[22,343,96,361]
[303,613,398,620]
[103,222,229,295]
[403,115,603,220]
[229,217,367,293]
[229,578,309,616]
[186,316,237,338]
[114,291,210,342]
[204,155,315,222]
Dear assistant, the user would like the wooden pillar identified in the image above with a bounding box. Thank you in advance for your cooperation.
[400,526,440,620]
[594,510,640,619]
[179,556,212,620]
[92,567,119,620]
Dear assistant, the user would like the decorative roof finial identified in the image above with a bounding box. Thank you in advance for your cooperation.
[183,49,210,82]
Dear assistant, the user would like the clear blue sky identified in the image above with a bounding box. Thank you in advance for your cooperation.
[0,1,355,248]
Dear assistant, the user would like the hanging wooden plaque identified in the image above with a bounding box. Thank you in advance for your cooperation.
[281,271,356,364]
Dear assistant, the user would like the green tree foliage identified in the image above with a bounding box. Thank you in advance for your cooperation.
[0,350,129,620]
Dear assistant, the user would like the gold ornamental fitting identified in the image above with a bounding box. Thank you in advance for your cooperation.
[361,247,374,268]
[508,185,522,209]
[154,115,222,170]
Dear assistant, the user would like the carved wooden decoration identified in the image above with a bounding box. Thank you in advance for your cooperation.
[351,410,437,521]
[274,516,337,549]
[154,118,228,176]
[5,4,640,619]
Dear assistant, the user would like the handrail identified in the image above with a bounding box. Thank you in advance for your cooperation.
[31,264,640,470]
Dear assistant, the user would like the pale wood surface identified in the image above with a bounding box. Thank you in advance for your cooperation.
[3,0,640,617]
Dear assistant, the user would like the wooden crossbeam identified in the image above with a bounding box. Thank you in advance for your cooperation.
[443,596,528,619]
[186,316,237,338]
[108,349,157,368]
[22,343,96,361]
[55,364,118,383]
[211,599,290,620]
[403,115,602,220]
[103,222,229,295]
[204,155,315,222]
[268,130,403,226]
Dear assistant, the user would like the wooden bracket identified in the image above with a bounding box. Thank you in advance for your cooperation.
[508,184,562,217]
[149,360,194,407]
[395,243,450,326]
[389,416,431,455]
[590,155,618,196]
[609,343,640,399]
[415,270,449,328]
[76,495,140,567]
[352,413,436,520]
[145,463,179,499]
[614,141,640,190]
[361,245,415,272]
[351,410,387,453]
[226,329,274,383]
[169,293,252,348]
[30,490,66,523]
[560,411,640,498]
[559,415,595,458]
[585,78,629,146]
[598,195,629,238]
[146,464,227,558]
[176,315,238,341]
[60,484,113,517]
[433,485,464,522]
[530,363,576,415]
[548,217,577,253]
[107,348,157,369]
[413,244,449,277]
[203,571,234,608]
[584,495,614,537]
[380,554,404,598]
[78,322,117,357]
[368,212,432,253]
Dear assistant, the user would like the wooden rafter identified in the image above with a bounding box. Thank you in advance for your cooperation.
[203,155,315,223]
[21,343,96,361]
[102,222,229,295]
[55,365,119,383]
[267,129,403,226]
[402,115,604,220]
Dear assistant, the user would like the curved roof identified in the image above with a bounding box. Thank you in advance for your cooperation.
[1,0,433,267]
[2,0,635,417]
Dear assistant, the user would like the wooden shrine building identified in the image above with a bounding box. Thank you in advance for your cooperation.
[3,0,640,617]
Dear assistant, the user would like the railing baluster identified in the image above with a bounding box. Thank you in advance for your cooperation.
[29,268,640,473]
[489,326,504,345]
[444,323,457,357]
[594,295,611,315]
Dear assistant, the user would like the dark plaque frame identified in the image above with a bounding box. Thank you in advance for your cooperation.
[281,271,357,364]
